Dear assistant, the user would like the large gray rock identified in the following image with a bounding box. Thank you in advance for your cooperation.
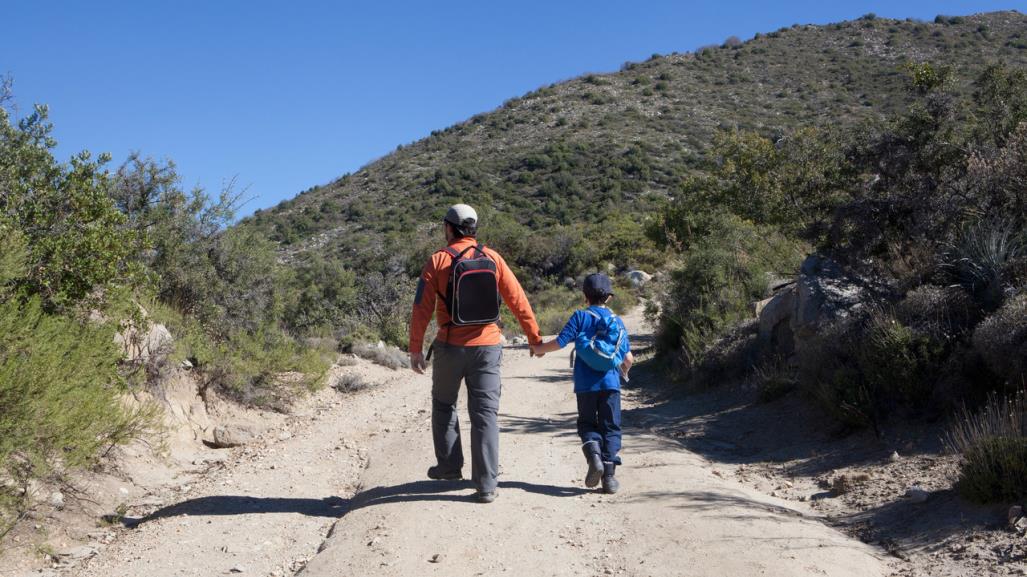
[792,255,867,339]
[756,285,796,356]
[624,270,653,288]
[756,255,876,357]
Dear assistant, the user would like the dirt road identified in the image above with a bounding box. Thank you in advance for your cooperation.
[69,314,890,577]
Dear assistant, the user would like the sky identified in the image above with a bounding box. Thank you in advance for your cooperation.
[3,1,1025,217]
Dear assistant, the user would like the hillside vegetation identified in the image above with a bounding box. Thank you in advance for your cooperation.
[245,12,1027,283]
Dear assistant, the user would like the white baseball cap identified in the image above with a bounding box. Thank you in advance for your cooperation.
[444,204,478,228]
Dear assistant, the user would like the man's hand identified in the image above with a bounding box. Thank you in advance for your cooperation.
[410,351,427,374]
[529,344,545,358]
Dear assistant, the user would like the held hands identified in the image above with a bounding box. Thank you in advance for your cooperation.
[410,351,427,374]
[529,344,545,358]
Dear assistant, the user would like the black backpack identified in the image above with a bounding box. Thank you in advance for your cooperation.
[438,244,501,326]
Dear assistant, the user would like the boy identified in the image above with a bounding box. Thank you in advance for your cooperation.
[531,273,633,494]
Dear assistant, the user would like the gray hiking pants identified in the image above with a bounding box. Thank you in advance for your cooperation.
[430,341,503,493]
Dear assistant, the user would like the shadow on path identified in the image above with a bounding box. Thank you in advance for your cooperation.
[119,479,589,527]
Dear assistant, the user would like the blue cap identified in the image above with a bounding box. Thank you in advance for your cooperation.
[583,273,614,299]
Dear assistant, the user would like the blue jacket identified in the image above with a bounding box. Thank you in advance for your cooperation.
[556,306,631,393]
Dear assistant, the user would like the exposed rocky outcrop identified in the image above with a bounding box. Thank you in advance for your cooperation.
[757,255,889,359]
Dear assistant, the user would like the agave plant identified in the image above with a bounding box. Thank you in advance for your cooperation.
[941,220,1024,311]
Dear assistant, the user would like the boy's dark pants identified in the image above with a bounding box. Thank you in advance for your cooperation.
[576,389,622,464]
[430,341,503,493]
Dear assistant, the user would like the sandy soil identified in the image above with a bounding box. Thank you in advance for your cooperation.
[11,312,894,577]
[636,377,1027,576]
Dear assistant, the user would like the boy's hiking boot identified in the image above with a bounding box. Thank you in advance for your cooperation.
[581,441,604,488]
[427,465,462,480]
[601,462,619,494]
[476,490,497,504]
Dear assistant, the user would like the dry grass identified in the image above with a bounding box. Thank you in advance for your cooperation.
[946,389,1027,502]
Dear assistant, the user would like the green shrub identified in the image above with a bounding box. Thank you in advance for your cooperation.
[946,390,1027,503]
[656,213,804,371]
[208,326,332,408]
[0,298,160,531]
[798,311,947,431]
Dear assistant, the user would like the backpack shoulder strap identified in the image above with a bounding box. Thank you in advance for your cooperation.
[438,246,460,259]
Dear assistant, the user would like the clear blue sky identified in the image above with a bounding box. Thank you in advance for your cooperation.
[3,1,1024,216]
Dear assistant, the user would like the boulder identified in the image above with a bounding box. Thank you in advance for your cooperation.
[792,255,867,339]
[624,270,653,288]
[755,255,884,358]
[756,285,796,356]
[210,425,256,448]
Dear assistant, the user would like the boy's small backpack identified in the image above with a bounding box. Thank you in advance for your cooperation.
[438,244,501,326]
[574,309,627,372]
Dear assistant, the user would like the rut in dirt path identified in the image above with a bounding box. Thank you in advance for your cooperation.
[299,314,892,577]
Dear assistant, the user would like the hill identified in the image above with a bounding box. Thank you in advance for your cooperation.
[244,11,1027,283]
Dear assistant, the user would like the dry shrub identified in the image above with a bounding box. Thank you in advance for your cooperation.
[351,342,409,370]
[946,389,1027,503]
[972,294,1027,389]
[895,284,983,340]
[332,372,372,393]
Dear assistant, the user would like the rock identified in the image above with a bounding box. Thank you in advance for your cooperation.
[498,334,508,346]
[56,545,97,560]
[889,451,901,462]
[429,553,443,563]
[277,430,293,441]
[230,564,246,573]
[211,425,256,448]
[511,336,528,346]
[115,322,174,364]
[756,285,796,356]
[48,491,64,510]
[792,255,871,340]
[624,270,652,287]
[905,486,930,503]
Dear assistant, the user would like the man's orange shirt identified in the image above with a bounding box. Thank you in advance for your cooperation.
[409,237,542,353]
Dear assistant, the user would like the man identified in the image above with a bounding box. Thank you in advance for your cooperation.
[409,203,542,503]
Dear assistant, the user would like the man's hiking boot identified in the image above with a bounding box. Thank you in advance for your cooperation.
[476,490,497,504]
[427,465,462,480]
[581,441,604,488]
[601,462,620,494]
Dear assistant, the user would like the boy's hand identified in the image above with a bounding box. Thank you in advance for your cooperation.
[529,344,545,358]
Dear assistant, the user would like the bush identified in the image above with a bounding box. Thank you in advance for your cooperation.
[895,285,983,340]
[173,322,333,409]
[946,390,1027,503]
[331,372,372,393]
[797,310,947,431]
[351,342,409,370]
[941,221,1023,312]
[972,294,1027,389]
[656,213,804,371]
[0,298,160,531]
